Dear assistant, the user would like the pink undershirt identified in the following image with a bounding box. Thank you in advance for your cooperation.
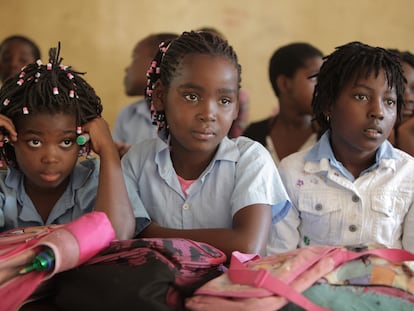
[177,175,196,197]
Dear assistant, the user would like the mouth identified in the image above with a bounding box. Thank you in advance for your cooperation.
[40,172,61,183]
[363,126,383,138]
[192,129,216,140]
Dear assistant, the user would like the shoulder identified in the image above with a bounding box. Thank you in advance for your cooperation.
[243,117,273,146]
[115,99,148,119]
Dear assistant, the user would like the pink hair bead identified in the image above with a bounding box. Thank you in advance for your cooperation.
[22,107,29,114]
[17,79,24,86]
[69,90,75,98]
[47,63,52,70]
[53,87,59,95]
[3,99,10,106]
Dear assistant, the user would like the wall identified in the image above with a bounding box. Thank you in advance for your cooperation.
[1,0,414,128]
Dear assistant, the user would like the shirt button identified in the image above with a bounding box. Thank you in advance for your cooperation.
[315,203,323,211]
[182,203,190,210]
[349,224,357,232]
[352,195,359,203]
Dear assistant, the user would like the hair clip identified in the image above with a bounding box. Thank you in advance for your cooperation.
[22,107,29,115]
[53,87,59,95]
[3,99,10,106]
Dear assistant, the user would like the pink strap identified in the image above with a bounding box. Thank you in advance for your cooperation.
[228,268,330,311]
[228,246,414,311]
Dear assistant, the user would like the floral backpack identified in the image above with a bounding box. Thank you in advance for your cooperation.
[187,245,414,311]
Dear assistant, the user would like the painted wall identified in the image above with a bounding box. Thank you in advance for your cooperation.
[1,0,414,129]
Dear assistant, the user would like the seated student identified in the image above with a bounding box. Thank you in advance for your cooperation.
[388,49,414,156]
[0,43,146,239]
[243,43,323,166]
[0,35,41,86]
[113,32,178,157]
[268,42,414,254]
[122,31,290,258]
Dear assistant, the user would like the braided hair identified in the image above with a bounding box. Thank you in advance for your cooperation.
[145,30,241,139]
[0,42,102,166]
[313,41,405,136]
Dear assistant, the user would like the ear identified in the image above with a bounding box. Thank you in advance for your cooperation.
[152,80,166,111]
[276,75,290,94]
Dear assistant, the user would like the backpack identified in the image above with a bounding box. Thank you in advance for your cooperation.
[0,211,115,311]
[187,245,414,311]
[54,238,227,311]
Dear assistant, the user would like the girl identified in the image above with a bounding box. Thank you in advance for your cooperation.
[0,35,41,85]
[268,41,414,254]
[0,43,143,239]
[122,31,290,257]
[243,42,323,166]
[388,50,414,156]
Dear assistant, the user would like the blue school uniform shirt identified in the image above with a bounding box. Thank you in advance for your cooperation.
[268,130,414,254]
[112,99,157,144]
[122,136,290,230]
[0,158,149,233]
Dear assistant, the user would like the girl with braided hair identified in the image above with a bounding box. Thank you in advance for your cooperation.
[121,30,290,258]
[269,42,414,254]
[0,43,141,239]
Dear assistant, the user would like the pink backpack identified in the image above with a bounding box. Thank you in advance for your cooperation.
[0,211,115,311]
[54,238,227,310]
[187,245,414,311]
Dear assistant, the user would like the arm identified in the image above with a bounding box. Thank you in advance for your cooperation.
[140,203,272,258]
[83,117,135,240]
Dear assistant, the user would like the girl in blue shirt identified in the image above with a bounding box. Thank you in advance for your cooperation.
[0,43,138,239]
[122,31,290,258]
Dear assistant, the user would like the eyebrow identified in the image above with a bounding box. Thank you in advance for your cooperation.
[178,83,237,95]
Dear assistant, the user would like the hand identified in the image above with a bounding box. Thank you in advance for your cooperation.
[81,117,115,155]
[0,114,17,143]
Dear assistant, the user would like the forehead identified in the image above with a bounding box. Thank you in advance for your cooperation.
[16,112,76,130]
[174,53,238,84]
[0,39,34,56]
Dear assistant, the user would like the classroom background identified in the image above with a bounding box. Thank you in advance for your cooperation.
[1,0,413,129]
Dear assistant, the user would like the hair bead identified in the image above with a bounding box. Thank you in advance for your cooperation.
[22,107,29,114]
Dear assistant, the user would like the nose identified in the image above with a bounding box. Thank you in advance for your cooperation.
[41,145,60,164]
[198,100,217,122]
[368,98,384,120]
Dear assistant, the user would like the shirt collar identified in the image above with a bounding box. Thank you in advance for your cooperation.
[304,130,399,179]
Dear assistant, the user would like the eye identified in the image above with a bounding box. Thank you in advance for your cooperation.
[219,97,232,106]
[27,139,41,148]
[354,94,368,101]
[385,98,396,107]
[60,139,74,148]
[184,93,199,102]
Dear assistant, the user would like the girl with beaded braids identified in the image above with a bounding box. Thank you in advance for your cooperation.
[0,43,141,240]
[121,31,290,258]
[268,41,414,254]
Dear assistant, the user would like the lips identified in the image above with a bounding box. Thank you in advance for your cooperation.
[40,172,61,183]
[192,129,215,140]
